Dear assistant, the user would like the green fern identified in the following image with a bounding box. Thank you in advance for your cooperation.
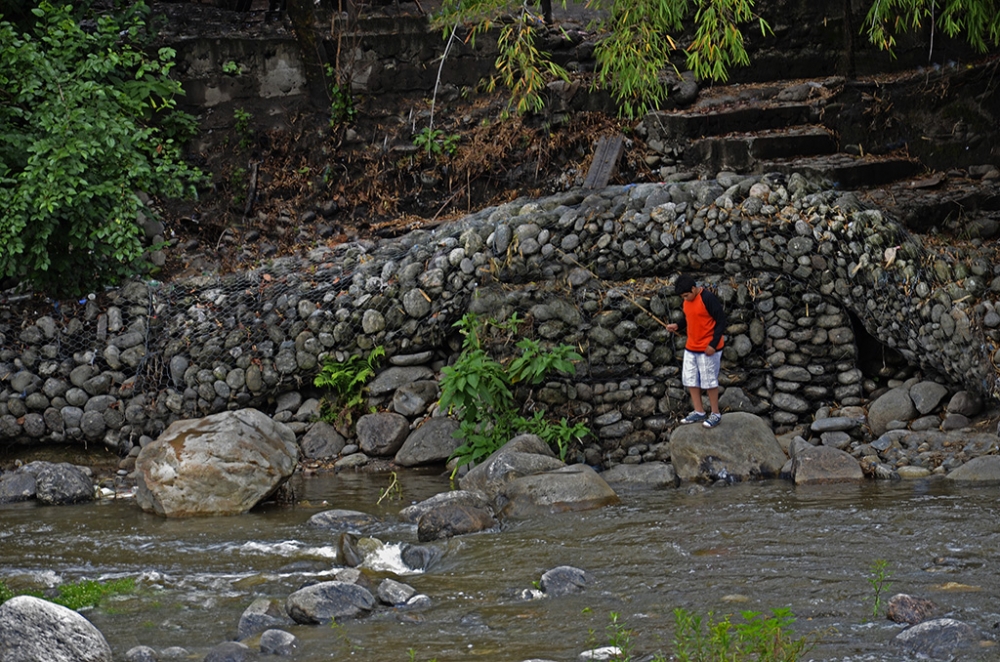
[314,346,385,426]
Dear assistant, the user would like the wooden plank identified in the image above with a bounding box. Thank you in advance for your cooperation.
[584,134,625,189]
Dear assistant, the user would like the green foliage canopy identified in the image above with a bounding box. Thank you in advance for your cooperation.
[437,0,999,118]
[0,1,201,296]
[435,0,770,118]
[864,0,1000,56]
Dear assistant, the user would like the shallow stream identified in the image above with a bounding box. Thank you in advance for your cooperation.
[3,470,999,661]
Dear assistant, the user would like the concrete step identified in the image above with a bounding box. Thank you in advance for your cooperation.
[759,153,925,189]
[643,103,819,143]
[684,126,837,172]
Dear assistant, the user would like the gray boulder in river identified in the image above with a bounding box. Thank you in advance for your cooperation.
[285,581,375,624]
[459,434,565,502]
[134,408,298,517]
[498,464,620,519]
[0,595,112,662]
[670,412,787,483]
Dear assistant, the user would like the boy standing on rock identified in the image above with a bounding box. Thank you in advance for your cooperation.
[666,274,727,429]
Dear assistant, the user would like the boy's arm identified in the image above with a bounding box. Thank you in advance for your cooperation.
[702,292,727,349]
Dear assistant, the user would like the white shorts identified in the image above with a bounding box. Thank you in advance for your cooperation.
[681,350,721,390]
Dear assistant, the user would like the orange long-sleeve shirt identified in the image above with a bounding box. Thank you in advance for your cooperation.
[680,289,726,353]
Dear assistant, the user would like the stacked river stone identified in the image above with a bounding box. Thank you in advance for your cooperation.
[1,172,999,469]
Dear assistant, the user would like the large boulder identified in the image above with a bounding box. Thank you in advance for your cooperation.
[394,417,461,466]
[0,595,112,662]
[134,408,298,517]
[284,581,375,624]
[298,421,346,459]
[791,445,864,484]
[669,412,787,483]
[14,461,93,505]
[498,464,620,519]
[867,387,918,437]
[32,462,94,505]
[459,434,565,501]
[356,412,409,457]
[307,509,379,530]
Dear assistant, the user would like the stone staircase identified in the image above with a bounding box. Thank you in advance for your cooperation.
[636,77,1000,240]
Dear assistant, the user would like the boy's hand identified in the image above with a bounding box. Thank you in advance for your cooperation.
[666,323,678,333]
[705,346,715,356]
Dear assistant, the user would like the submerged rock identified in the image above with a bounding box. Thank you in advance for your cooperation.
[285,581,375,624]
[417,503,498,541]
[894,617,993,659]
[539,565,588,597]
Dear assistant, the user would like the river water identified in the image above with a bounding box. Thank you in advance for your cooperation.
[2,470,999,661]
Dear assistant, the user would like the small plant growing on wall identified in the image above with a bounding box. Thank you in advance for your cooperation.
[314,346,385,428]
[412,127,461,157]
[438,313,588,470]
[324,64,356,128]
[233,107,254,150]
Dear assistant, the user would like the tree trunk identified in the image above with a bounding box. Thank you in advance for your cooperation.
[841,0,857,78]
[285,0,332,108]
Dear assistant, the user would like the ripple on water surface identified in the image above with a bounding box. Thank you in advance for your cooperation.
[2,474,999,661]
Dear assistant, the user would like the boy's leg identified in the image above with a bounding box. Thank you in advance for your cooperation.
[688,387,705,413]
[706,386,720,414]
[679,352,708,424]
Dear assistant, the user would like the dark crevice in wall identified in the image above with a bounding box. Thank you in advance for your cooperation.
[848,309,909,383]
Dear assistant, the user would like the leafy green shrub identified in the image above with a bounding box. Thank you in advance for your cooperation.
[672,607,814,662]
[439,313,588,469]
[0,1,202,296]
[314,346,385,427]
[605,611,636,660]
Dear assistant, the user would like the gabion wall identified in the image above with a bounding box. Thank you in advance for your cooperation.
[2,173,999,460]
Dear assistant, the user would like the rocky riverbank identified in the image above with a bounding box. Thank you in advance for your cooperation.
[3,171,1000,504]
